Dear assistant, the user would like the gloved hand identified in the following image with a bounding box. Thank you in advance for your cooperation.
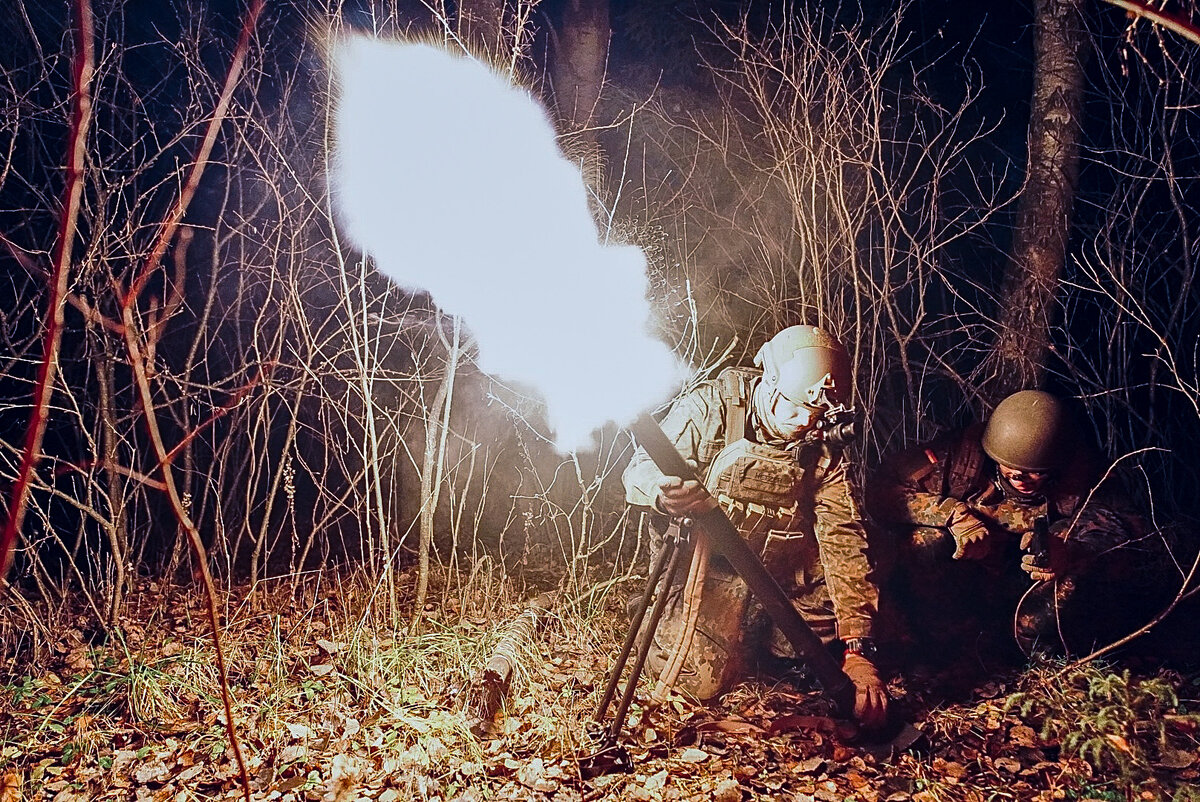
[842,651,888,730]
[1018,529,1057,582]
[1019,552,1055,582]
[947,502,991,560]
[655,475,718,517]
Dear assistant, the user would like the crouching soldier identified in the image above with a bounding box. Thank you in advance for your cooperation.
[869,390,1160,662]
[623,325,887,728]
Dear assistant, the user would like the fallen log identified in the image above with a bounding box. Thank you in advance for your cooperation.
[467,591,557,736]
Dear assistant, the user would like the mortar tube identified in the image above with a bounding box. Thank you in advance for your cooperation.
[628,413,856,718]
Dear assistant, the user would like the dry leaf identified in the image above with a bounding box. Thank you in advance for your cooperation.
[1157,748,1197,769]
[796,756,827,774]
[0,772,21,802]
[845,770,871,789]
[64,649,93,672]
[1009,725,1038,747]
[1105,734,1133,755]
[932,758,967,780]
[515,758,558,793]
[284,722,313,740]
[994,757,1022,773]
[697,719,766,735]
[766,714,835,735]
[712,778,741,802]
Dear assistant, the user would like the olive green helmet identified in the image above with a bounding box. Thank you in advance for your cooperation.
[753,325,851,408]
[981,390,1069,472]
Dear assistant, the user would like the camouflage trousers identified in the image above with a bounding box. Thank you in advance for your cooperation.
[639,529,838,701]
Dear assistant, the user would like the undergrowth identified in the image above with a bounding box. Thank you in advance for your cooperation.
[1006,660,1200,799]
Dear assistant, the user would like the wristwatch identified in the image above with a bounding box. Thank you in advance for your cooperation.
[843,637,877,661]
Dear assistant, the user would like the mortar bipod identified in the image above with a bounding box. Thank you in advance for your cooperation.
[578,521,690,779]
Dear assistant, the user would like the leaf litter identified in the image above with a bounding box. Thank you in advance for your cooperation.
[0,570,1197,801]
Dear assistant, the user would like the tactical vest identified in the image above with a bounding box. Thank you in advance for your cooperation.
[703,367,829,538]
[893,423,990,504]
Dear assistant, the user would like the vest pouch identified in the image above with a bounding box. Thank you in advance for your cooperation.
[706,439,801,542]
[707,439,799,503]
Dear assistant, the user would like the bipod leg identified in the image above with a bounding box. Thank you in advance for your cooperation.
[579,524,689,778]
[608,524,688,741]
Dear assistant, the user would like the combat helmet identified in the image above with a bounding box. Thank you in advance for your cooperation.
[753,325,851,409]
[981,390,1069,472]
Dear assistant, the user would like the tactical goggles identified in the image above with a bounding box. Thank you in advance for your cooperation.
[778,370,841,409]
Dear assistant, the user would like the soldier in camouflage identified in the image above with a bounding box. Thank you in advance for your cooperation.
[869,390,1154,660]
[623,325,887,728]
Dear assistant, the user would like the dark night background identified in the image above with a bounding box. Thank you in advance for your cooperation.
[0,0,1196,591]
[4,5,1200,798]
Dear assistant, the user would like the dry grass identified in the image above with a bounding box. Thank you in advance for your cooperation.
[0,566,618,800]
[3,568,1199,802]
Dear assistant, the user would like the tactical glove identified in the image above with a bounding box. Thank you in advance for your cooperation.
[1019,529,1057,582]
[946,502,991,560]
[1019,553,1055,582]
[655,475,718,517]
[842,651,888,730]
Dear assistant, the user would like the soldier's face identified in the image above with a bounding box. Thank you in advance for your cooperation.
[997,464,1051,495]
[765,389,820,441]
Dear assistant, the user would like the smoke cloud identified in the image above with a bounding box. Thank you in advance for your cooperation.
[329,36,684,451]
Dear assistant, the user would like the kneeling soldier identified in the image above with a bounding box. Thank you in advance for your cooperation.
[869,390,1158,663]
[623,325,887,728]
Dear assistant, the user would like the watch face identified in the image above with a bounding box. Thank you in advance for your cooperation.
[845,639,877,660]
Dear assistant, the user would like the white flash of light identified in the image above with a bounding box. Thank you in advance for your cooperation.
[330,36,685,451]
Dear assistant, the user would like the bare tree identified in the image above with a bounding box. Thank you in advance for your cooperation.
[984,0,1089,400]
[603,2,1012,464]
[550,0,611,137]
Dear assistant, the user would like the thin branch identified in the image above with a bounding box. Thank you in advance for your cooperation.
[126,0,265,304]
[121,307,254,802]
[1100,0,1200,46]
[1,0,95,577]
[1055,546,1200,675]
[114,4,267,800]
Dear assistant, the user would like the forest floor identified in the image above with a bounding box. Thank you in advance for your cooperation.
[0,568,1198,802]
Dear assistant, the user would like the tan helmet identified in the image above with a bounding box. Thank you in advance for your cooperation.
[981,390,1069,472]
[753,325,852,408]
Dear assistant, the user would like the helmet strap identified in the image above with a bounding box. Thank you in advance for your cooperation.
[993,464,1048,505]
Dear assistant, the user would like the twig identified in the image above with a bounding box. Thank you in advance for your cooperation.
[1055,545,1200,676]
[0,0,95,578]
[1100,0,1200,46]
[115,3,265,800]
[122,308,255,801]
[159,363,275,466]
[125,0,265,304]
[1058,447,1165,543]
[411,314,462,635]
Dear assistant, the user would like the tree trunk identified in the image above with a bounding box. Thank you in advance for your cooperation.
[986,0,1088,401]
[550,0,610,136]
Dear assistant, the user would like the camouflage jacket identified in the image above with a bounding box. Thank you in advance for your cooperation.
[868,423,1136,569]
[622,369,878,639]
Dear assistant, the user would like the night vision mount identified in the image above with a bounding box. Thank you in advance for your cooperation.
[807,403,860,447]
